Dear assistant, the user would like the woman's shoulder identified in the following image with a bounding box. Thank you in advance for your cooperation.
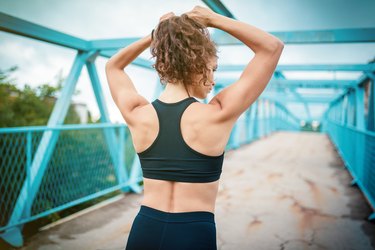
[125,102,155,126]
[187,100,227,124]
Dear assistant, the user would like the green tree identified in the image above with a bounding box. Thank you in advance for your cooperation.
[0,66,92,127]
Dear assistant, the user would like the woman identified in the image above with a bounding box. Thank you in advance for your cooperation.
[105,5,283,250]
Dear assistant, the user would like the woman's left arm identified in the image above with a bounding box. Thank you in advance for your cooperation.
[105,34,151,125]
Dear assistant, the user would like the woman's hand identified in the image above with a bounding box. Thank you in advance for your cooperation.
[185,5,217,27]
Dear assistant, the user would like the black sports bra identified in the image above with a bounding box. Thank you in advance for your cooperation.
[137,97,224,183]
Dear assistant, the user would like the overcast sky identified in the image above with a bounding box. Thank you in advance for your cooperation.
[1,0,374,122]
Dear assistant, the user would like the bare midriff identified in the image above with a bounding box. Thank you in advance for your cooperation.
[141,177,220,213]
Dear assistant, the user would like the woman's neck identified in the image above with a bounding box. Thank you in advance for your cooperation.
[158,82,191,102]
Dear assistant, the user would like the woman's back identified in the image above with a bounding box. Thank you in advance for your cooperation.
[128,96,235,213]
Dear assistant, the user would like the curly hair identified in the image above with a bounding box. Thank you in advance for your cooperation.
[150,14,218,92]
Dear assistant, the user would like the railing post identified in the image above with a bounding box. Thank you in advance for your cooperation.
[228,122,240,149]
[263,100,268,135]
[253,100,259,138]
[127,157,143,194]
[355,85,365,130]
[249,102,257,141]
[348,89,356,126]
[260,99,265,136]
[245,106,252,143]
[341,96,348,125]
[25,131,32,218]
[367,77,375,131]
[118,126,129,192]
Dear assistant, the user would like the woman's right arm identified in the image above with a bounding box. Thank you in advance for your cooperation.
[192,7,284,122]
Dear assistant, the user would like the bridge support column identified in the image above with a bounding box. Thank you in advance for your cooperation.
[86,58,129,192]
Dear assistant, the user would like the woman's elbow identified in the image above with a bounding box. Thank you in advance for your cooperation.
[276,39,284,50]
[269,38,284,52]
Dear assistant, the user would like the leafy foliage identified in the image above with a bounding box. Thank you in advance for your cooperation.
[0,66,88,127]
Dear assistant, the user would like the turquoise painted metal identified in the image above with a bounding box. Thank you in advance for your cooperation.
[213,27,375,45]
[216,78,357,89]
[0,0,375,247]
[202,0,235,19]
[323,121,375,221]
[219,64,375,72]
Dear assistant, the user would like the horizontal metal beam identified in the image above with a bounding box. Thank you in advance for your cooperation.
[261,94,335,103]
[264,98,331,104]
[214,28,375,45]
[0,12,88,50]
[267,79,355,89]
[263,92,342,98]
[89,38,140,50]
[94,27,375,51]
[0,12,141,51]
[94,27,375,50]
[99,50,153,69]
[219,63,375,72]
[216,78,356,89]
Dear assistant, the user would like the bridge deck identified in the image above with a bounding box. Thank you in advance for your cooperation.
[20,132,375,250]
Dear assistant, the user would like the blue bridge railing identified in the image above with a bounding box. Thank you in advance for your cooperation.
[324,120,375,221]
[0,124,141,232]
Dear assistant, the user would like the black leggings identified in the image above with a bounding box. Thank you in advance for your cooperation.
[125,205,217,250]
